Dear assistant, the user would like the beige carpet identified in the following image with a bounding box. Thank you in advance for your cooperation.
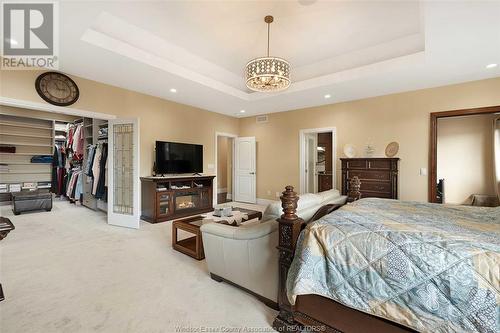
[0,200,276,332]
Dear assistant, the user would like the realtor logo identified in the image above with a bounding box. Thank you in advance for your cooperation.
[2,1,59,69]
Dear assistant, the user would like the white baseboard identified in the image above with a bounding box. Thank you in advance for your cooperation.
[217,187,227,194]
[256,198,277,206]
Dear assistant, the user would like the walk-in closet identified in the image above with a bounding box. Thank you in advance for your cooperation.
[0,107,109,215]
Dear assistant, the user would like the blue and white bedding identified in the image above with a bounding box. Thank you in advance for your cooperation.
[287,198,499,333]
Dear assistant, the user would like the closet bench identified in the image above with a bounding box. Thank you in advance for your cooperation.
[12,190,52,215]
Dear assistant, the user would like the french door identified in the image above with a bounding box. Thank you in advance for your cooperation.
[107,118,140,229]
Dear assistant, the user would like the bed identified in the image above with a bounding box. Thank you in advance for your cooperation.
[272,186,499,333]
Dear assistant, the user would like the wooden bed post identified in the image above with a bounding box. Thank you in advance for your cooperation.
[272,186,304,332]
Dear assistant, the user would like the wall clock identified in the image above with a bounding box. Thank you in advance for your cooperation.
[35,72,79,106]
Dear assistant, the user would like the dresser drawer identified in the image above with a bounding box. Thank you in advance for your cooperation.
[361,191,393,199]
[367,160,391,170]
[360,181,391,193]
[347,170,391,181]
[346,160,367,169]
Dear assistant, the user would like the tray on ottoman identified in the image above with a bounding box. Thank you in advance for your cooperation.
[12,190,52,215]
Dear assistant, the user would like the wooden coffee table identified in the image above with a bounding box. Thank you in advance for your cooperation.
[172,208,262,260]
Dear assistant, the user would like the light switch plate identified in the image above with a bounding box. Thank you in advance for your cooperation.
[420,167,427,176]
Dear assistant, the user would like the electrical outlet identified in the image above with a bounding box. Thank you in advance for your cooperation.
[207,163,214,170]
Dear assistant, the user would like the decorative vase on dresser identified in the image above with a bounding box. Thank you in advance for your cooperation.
[341,158,399,200]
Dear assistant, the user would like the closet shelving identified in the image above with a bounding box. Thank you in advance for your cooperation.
[0,114,54,203]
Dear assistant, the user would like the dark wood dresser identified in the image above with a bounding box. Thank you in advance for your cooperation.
[341,158,399,199]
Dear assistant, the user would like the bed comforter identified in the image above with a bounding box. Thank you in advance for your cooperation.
[287,198,499,333]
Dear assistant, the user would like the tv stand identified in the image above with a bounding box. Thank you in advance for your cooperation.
[192,172,202,176]
[140,175,215,223]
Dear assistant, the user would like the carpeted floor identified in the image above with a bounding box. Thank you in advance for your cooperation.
[0,200,276,332]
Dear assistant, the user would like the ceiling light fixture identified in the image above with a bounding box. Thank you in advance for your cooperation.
[169,88,177,93]
[486,63,498,69]
[240,110,246,113]
[245,15,291,93]
[324,94,331,99]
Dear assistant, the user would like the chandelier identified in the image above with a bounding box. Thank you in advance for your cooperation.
[245,15,291,92]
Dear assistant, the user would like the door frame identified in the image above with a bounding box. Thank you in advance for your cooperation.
[299,127,337,194]
[214,131,238,207]
[304,133,318,193]
[429,105,500,202]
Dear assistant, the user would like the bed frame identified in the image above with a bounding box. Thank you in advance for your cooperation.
[272,186,416,333]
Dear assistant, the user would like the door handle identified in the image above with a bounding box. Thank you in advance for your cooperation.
[249,172,255,175]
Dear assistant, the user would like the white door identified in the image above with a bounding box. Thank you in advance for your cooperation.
[107,118,140,229]
[234,137,256,203]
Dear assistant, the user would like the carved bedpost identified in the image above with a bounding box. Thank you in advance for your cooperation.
[272,186,304,332]
[347,176,362,202]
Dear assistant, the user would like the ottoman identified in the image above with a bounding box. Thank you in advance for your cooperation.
[12,190,53,215]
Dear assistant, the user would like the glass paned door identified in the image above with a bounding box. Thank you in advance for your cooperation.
[108,118,140,229]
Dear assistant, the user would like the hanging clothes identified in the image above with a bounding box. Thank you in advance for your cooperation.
[73,171,84,202]
[71,124,84,161]
[51,144,67,196]
[95,143,108,199]
[91,144,102,195]
[85,145,96,176]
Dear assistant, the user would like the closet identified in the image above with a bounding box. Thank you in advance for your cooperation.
[0,111,108,213]
[0,114,54,202]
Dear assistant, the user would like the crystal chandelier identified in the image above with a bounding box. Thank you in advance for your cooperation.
[245,15,291,92]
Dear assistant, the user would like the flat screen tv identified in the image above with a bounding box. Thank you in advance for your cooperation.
[155,141,203,174]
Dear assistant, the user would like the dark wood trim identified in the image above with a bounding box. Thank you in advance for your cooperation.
[428,105,500,202]
[272,186,305,332]
[210,273,279,310]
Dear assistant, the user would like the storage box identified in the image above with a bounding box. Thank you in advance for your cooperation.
[9,184,21,192]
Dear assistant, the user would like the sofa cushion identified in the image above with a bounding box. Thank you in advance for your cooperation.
[264,191,342,219]
[316,189,341,204]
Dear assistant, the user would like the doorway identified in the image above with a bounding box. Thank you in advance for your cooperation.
[429,105,500,203]
[216,135,234,204]
[299,128,336,194]
[214,133,257,205]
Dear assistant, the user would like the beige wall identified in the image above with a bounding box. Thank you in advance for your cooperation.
[239,77,500,201]
[0,70,239,177]
[437,114,496,204]
[217,136,228,189]
[1,105,80,122]
[2,70,500,202]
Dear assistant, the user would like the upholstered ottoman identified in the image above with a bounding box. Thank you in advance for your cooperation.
[11,190,52,215]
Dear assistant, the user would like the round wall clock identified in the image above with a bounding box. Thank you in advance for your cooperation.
[35,72,79,106]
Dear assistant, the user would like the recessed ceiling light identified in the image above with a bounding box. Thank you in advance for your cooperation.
[324,94,331,99]
[169,88,177,93]
[486,63,498,69]
[240,110,246,113]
